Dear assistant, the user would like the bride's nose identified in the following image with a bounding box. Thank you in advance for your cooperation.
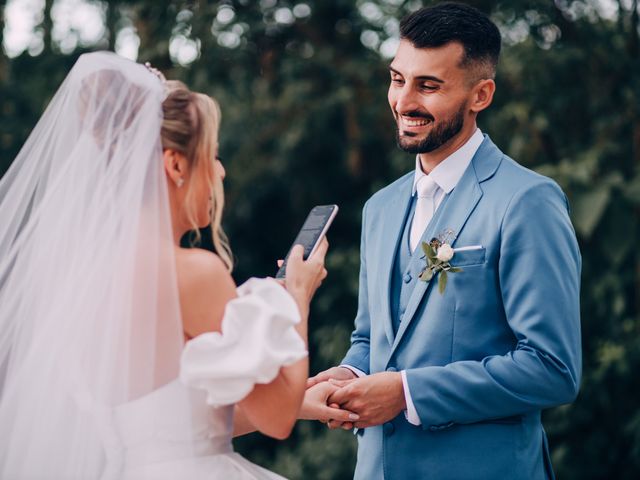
[215,159,226,180]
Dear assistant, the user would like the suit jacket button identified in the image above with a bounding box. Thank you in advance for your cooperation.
[403,273,412,283]
[383,422,395,436]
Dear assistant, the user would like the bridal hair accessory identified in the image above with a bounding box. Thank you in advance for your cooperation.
[144,61,169,98]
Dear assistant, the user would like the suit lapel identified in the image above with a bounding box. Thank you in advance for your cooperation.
[378,174,414,345]
[389,136,503,356]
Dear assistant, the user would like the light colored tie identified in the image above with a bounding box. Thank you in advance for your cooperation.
[410,175,439,252]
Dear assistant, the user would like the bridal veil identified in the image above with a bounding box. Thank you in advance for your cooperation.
[0,52,190,478]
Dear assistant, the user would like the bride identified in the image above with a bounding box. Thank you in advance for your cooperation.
[0,52,353,478]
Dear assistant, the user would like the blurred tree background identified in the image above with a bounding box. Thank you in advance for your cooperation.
[1,0,639,478]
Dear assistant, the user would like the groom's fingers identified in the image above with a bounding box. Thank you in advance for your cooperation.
[327,381,356,406]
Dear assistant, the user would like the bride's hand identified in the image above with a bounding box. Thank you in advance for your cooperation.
[298,381,359,424]
[283,239,328,308]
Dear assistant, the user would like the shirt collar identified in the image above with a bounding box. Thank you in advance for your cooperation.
[412,128,484,196]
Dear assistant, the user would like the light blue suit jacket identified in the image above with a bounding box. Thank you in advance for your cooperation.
[342,136,581,480]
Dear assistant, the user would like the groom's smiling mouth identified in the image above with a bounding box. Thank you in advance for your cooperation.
[398,114,434,135]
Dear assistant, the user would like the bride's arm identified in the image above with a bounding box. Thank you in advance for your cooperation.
[179,244,325,440]
[236,356,309,439]
[232,405,256,437]
[234,243,327,440]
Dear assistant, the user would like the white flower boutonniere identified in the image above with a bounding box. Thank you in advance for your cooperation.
[418,233,463,294]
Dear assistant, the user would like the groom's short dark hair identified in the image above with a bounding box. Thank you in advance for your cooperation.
[400,2,501,83]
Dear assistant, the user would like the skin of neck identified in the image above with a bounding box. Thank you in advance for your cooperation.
[418,117,478,175]
[167,182,191,246]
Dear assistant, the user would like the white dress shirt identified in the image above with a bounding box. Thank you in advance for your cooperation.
[342,128,484,426]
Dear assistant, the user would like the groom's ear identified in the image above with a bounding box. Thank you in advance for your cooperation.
[469,79,496,114]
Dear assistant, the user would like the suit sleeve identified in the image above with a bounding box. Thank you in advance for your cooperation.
[405,180,582,429]
[340,202,371,374]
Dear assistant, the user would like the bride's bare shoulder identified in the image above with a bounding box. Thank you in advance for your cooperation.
[175,247,237,336]
[175,248,233,284]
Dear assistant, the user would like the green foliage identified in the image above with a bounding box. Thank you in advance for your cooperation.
[2,1,640,478]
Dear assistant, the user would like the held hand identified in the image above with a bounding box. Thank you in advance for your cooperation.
[307,366,356,389]
[298,381,360,423]
[327,372,406,429]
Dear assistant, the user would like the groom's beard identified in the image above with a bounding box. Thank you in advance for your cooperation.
[395,102,466,154]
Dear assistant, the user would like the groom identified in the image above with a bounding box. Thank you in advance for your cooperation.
[303,3,581,479]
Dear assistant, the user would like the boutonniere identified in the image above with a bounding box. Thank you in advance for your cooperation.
[418,230,463,294]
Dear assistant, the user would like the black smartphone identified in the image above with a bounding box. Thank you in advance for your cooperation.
[275,205,339,279]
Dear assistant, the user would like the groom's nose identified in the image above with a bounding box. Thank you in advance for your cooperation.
[392,85,422,117]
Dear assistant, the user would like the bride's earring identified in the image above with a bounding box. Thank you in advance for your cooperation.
[176,178,184,188]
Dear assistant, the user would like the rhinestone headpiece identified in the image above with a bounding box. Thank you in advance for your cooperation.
[144,61,169,99]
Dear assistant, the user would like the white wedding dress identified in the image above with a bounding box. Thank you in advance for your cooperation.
[0,52,306,479]
[111,278,307,480]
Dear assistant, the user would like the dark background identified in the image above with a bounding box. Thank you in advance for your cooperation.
[1,1,639,478]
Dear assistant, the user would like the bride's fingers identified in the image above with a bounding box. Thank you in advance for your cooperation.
[327,420,340,429]
[328,378,353,389]
[289,244,304,262]
[320,268,328,281]
[323,405,359,423]
[310,238,328,265]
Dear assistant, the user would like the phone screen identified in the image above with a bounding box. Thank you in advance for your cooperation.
[275,205,338,279]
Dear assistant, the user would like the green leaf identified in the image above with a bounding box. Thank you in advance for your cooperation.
[449,267,463,273]
[438,271,448,294]
[423,241,437,260]
[419,268,433,282]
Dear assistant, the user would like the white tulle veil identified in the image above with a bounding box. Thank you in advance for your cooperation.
[0,51,188,478]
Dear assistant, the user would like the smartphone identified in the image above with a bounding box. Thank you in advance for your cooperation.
[275,205,339,279]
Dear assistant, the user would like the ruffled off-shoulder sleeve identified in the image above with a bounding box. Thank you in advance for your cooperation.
[180,277,307,407]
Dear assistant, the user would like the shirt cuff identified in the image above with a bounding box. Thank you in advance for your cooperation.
[401,370,421,425]
[339,364,367,378]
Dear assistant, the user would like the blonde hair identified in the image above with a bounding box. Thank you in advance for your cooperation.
[161,80,233,271]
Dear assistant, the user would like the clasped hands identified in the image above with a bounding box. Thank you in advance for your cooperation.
[299,367,407,430]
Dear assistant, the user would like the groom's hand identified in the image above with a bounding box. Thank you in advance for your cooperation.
[307,366,356,389]
[327,372,406,429]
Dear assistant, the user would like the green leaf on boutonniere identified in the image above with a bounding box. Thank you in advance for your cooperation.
[449,267,463,273]
[419,267,433,282]
[438,270,448,294]
[422,241,436,260]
